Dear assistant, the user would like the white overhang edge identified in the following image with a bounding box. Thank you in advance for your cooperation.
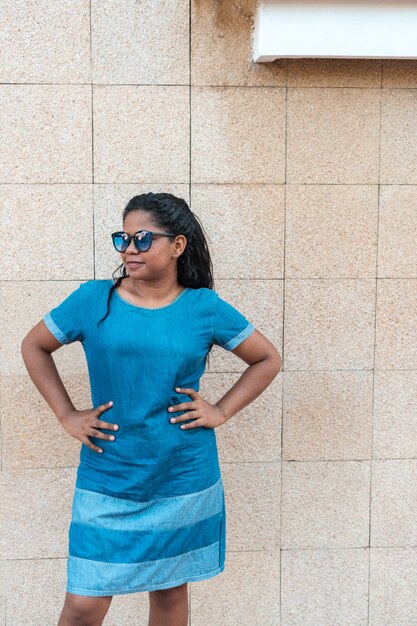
[253,1,417,61]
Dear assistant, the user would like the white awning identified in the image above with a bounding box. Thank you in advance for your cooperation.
[253,1,417,61]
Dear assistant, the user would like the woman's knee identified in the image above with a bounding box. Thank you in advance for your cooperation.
[61,592,112,625]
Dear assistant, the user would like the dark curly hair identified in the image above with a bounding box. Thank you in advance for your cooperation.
[97,191,216,361]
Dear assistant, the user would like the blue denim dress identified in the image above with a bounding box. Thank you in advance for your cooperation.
[43,279,255,596]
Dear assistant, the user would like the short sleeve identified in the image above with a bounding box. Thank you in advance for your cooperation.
[43,282,87,345]
[211,292,255,351]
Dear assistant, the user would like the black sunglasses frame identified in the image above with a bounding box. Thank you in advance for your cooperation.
[111,230,177,253]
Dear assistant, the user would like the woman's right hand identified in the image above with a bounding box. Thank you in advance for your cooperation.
[60,401,119,453]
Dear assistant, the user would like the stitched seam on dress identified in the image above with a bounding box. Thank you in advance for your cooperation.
[114,286,188,311]
[222,321,254,350]
[43,313,71,344]
[80,280,86,342]
[211,290,216,345]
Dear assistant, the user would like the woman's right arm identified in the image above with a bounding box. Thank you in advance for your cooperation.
[20,321,118,453]
[21,320,77,423]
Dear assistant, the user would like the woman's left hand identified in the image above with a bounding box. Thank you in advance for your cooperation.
[168,387,227,430]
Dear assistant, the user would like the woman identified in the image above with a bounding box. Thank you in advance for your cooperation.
[21,192,281,626]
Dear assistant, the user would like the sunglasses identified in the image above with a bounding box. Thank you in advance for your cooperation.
[111,230,176,253]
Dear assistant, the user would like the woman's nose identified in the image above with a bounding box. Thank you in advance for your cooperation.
[125,237,139,253]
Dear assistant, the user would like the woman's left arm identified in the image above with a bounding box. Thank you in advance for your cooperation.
[168,330,281,429]
[214,329,282,423]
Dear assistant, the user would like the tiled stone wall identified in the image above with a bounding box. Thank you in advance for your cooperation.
[1,1,416,624]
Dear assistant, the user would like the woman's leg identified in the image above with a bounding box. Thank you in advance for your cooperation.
[148,582,188,626]
[57,592,113,626]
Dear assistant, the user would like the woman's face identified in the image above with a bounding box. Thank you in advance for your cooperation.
[120,210,186,281]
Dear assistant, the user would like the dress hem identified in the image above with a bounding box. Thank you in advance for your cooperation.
[66,564,225,596]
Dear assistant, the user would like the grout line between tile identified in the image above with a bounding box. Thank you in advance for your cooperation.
[279,71,289,626]
[366,57,384,626]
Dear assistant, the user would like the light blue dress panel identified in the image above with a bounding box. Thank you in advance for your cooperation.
[43,279,255,596]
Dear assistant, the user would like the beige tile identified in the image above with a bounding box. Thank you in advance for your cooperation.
[382,59,417,88]
[0,558,66,626]
[93,184,190,278]
[93,85,189,183]
[191,550,280,626]
[0,85,92,184]
[281,548,369,626]
[285,185,378,278]
[282,460,371,549]
[287,88,380,184]
[373,371,417,459]
[191,87,286,183]
[378,185,417,278]
[371,459,417,547]
[375,279,417,370]
[0,184,93,281]
[201,371,282,462]
[0,375,90,469]
[288,58,381,88]
[369,547,417,626]
[380,89,417,184]
[208,279,282,373]
[0,0,90,83]
[283,371,373,461]
[0,595,4,626]
[3,281,90,376]
[191,184,285,279]
[0,468,75,559]
[191,0,286,87]
[284,279,375,370]
[92,0,189,84]
[222,462,280,551]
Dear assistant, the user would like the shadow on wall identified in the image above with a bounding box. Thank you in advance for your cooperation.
[194,0,255,32]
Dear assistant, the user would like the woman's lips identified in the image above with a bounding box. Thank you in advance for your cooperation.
[127,262,144,266]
